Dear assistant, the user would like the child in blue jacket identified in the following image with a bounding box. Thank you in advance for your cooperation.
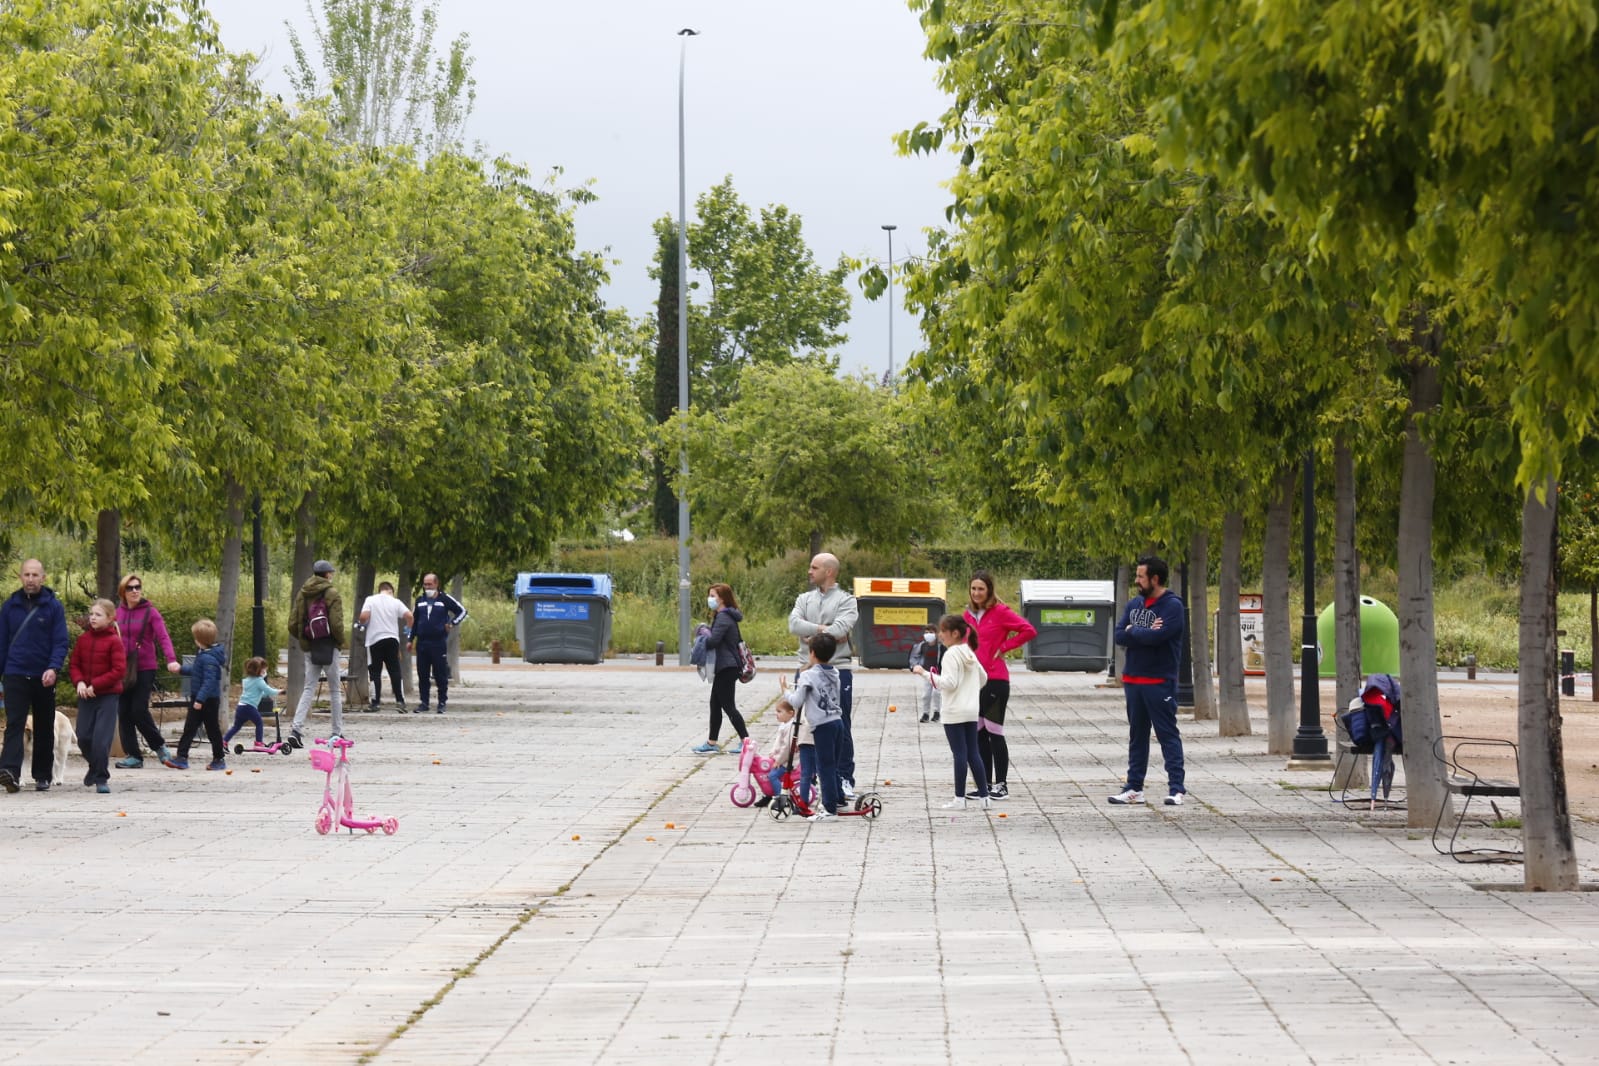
[164,618,228,771]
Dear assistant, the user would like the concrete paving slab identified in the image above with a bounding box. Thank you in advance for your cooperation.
[1,662,1597,1063]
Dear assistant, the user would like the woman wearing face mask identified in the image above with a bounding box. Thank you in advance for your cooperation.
[909,625,943,723]
[691,583,749,755]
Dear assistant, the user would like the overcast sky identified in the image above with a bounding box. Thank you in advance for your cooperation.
[201,1,958,382]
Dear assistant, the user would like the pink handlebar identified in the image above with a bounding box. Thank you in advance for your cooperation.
[314,737,355,749]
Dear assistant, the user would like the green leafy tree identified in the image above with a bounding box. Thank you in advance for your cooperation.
[0,0,230,522]
[683,178,851,411]
[1094,0,1597,890]
[680,362,945,561]
[286,0,475,154]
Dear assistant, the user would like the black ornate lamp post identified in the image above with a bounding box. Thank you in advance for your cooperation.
[1292,451,1331,765]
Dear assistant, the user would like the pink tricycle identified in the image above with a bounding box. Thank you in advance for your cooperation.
[309,737,398,836]
[728,740,778,808]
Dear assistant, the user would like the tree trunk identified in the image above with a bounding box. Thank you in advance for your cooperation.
[1189,529,1216,720]
[215,477,246,684]
[1263,465,1295,754]
[398,561,414,700]
[1112,562,1129,681]
[1217,510,1251,736]
[448,573,465,684]
[287,493,316,712]
[1519,478,1578,890]
[808,530,823,560]
[1332,435,1368,789]
[1398,361,1446,830]
[348,563,376,706]
[1590,585,1597,704]
[95,509,120,600]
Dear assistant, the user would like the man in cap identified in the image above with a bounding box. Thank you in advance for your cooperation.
[288,559,346,744]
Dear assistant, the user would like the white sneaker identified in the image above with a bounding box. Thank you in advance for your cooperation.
[979,795,992,810]
[940,796,968,810]
[806,809,836,821]
[1107,789,1145,805]
[840,779,857,799]
[1164,792,1186,806]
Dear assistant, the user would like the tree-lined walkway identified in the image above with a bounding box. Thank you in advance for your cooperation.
[1,662,1596,1063]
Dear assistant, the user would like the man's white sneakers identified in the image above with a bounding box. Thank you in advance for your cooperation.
[1164,792,1186,806]
[1107,789,1144,805]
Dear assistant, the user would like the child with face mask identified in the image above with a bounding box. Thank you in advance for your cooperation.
[691,583,749,755]
[909,626,943,723]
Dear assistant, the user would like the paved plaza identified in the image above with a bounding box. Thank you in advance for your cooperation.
[1,660,1597,1065]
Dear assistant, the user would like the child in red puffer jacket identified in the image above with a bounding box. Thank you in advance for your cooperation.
[69,599,126,794]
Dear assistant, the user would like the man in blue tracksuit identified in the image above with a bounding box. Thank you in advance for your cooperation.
[409,573,468,714]
[1108,555,1188,807]
[0,559,71,792]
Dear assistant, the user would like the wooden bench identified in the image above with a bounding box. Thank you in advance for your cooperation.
[1431,736,1523,863]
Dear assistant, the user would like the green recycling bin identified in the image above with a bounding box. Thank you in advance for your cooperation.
[1316,596,1400,677]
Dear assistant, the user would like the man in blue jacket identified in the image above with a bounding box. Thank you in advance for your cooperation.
[409,573,468,714]
[0,559,71,792]
[1109,555,1188,807]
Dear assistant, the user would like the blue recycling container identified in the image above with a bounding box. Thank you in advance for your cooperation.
[514,573,614,665]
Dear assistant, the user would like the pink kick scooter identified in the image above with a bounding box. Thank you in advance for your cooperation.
[309,737,398,836]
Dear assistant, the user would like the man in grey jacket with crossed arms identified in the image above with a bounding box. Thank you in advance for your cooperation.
[788,552,860,797]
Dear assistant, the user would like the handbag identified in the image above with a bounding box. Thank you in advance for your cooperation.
[737,640,757,684]
[123,610,146,687]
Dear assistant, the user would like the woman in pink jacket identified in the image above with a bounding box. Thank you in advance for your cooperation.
[963,571,1036,800]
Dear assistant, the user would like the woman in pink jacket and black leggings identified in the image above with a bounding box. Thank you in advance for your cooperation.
[964,571,1036,800]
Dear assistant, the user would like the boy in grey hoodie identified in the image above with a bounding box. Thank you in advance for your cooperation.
[779,633,844,820]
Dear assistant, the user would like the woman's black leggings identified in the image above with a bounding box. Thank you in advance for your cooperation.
[708,667,748,742]
[977,679,1011,786]
[118,668,167,758]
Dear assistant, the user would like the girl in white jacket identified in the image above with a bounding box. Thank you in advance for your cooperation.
[913,614,990,810]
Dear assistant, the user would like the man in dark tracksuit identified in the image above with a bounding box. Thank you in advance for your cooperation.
[409,572,468,714]
[1108,555,1188,807]
[0,559,71,792]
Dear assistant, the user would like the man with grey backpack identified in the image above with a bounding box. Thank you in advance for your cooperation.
[288,560,346,746]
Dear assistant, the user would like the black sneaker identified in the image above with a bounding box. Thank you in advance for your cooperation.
[0,769,17,794]
[931,711,940,722]
[417,704,430,714]
[919,712,930,723]
[34,780,50,791]
[990,782,1009,800]
[753,795,772,808]
[436,703,446,715]
[397,702,408,714]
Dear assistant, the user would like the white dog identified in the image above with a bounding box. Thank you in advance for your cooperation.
[22,710,75,785]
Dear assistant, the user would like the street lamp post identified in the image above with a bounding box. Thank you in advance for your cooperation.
[1291,449,1331,766]
[676,28,699,665]
[882,224,897,381]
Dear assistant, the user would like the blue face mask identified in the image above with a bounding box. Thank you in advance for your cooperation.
[707,595,719,610]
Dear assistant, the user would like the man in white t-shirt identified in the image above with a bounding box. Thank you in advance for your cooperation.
[358,581,413,713]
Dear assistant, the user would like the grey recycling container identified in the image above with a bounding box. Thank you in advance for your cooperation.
[515,573,613,665]
[1020,580,1116,672]
[850,577,948,669]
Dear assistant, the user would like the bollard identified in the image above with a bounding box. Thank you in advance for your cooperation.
[1562,649,1576,697]
[655,640,665,667]
[490,639,501,665]
[1465,653,1476,681]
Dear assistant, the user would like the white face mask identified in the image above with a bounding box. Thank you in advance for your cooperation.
[425,588,438,598]
[707,595,720,609]
[923,632,937,645]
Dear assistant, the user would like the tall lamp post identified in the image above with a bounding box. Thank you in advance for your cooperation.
[1291,449,1331,766]
[675,28,699,665]
[881,224,897,381]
